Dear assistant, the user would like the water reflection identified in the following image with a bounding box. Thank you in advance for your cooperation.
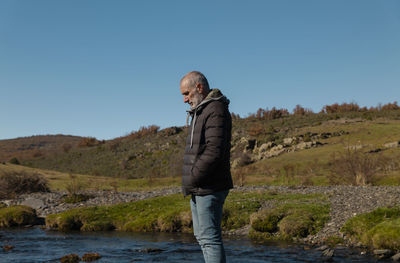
[0,227,385,262]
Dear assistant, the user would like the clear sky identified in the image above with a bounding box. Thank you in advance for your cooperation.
[1,0,399,140]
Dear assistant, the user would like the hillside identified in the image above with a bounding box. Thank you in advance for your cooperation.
[2,105,400,186]
[0,135,84,163]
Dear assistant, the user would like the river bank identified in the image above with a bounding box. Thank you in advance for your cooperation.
[2,185,400,253]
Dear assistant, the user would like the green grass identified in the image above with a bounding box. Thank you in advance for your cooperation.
[0,205,38,227]
[46,191,328,235]
[341,207,400,250]
[0,163,180,192]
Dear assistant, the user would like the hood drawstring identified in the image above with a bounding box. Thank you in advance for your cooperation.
[190,109,197,148]
[186,111,191,127]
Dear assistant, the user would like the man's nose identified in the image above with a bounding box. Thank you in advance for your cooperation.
[184,96,189,103]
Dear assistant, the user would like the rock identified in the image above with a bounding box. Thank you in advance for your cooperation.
[373,249,393,259]
[392,253,400,262]
[296,142,313,150]
[347,145,364,150]
[3,245,14,251]
[82,252,101,262]
[20,198,45,210]
[138,247,164,253]
[316,245,329,251]
[322,248,334,258]
[60,254,80,263]
[2,200,13,207]
[283,137,295,145]
[258,142,275,153]
[383,141,400,148]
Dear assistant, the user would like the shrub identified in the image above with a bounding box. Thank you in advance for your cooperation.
[65,174,84,195]
[78,137,102,147]
[0,171,49,199]
[329,148,385,186]
[247,124,264,137]
[128,125,160,139]
[322,102,360,114]
[293,105,313,116]
[8,157,20,165]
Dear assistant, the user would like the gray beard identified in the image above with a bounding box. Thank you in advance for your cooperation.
[191,92,205,109]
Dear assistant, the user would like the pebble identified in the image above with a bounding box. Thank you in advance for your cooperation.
[392,253,400,262]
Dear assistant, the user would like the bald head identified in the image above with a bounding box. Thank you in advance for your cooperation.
[180,71,210,93]
[180,71,210,109]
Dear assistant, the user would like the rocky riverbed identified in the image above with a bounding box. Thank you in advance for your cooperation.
[2,185,400,248]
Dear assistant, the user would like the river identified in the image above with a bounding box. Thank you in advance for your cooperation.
[0,227,386,262]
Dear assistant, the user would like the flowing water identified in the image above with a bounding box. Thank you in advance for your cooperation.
[0,227,385,262]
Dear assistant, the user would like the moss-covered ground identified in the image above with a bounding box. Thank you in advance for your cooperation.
[0,205,38,227]
[341,207,400,251]
[46,190,328,241]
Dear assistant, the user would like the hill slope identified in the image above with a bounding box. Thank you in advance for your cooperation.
[0,135,84,163]
[2,109,400,186]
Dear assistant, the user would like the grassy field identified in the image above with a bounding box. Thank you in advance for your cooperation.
[0,163,180,192]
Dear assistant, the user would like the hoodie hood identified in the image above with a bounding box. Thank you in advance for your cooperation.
[186,89,229,148]
[188,88,230,115]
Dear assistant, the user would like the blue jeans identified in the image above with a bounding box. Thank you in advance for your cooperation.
[190,190,229,263]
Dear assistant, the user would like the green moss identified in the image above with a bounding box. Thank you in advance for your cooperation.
[342,207,400,250]
[0,205,38,227]
[278,214,313,238]
[45,191,329,240]
[249,202,330,241]
[365,218,400,250]
[341,207,400,238]
[250,209,283,232]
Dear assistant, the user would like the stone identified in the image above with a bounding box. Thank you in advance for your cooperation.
[283,137,295,145]
[383,141,400,148]
[322,248,334,258]
[316,245,329,251]
[296,142,313,150]
[258,142,274,153]
[139,247,164,253]
[21,198,45,210]
[392,253,400,262]
[373,249,393,259]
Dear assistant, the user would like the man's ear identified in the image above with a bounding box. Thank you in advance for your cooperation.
[196,83,204,94]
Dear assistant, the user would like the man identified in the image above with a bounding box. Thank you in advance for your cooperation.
[180,71,233,263]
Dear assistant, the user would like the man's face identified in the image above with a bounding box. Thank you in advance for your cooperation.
[180,83,204,109]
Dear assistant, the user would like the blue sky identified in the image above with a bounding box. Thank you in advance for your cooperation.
[1,0,399,140]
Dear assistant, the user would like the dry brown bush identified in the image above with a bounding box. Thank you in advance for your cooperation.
[250,107,290,120]
[322,102,361,114]
[128,125,160,139]
[65,174,86,196]
[0,171,50,199]
[293,105,314,116]
[328,148,386,186]
[78,137,102,147]
[247,124,264,137]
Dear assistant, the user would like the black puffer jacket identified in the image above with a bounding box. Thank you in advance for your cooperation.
[182,89,233,196]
